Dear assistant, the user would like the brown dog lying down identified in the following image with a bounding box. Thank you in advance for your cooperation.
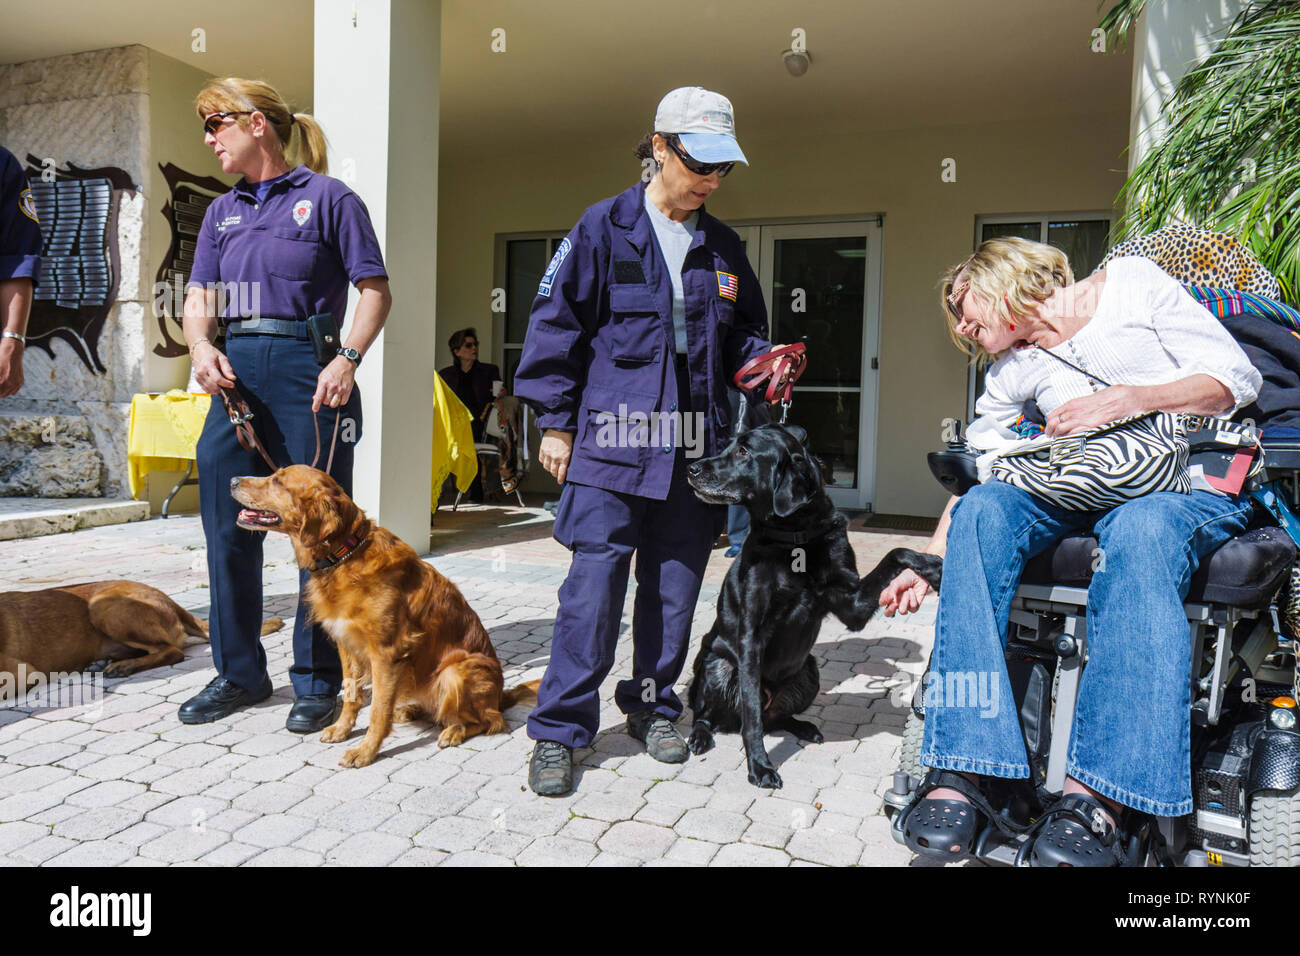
[232,465,539,768]
[0,582,282,684]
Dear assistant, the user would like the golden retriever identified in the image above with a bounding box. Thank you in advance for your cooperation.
[231,465,538,767]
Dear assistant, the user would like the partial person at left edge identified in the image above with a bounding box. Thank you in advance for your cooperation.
[179,78,392,733]
[0,145,42,397]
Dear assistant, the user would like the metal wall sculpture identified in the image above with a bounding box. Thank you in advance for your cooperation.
[22,156,135,374]
[153,162,226,358]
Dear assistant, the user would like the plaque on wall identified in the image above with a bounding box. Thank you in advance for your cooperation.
[153,162,228,358]
[22,157,136,374]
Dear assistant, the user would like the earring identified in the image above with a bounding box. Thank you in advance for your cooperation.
[254,131,262,138]
[1009,321,1016,331]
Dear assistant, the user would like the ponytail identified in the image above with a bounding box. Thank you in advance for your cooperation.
[291,112,329,175]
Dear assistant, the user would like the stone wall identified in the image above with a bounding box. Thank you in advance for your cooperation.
[0,45,152,498]
[0,45,224,503]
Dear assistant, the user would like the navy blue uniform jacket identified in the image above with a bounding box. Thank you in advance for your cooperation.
[513,181,771,500]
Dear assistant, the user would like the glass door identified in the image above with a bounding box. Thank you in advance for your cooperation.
[758,221,882,510]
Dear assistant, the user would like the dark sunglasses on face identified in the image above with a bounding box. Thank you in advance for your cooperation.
[664,135,735,178]
[203,111,252,136]
[460,340,478,349]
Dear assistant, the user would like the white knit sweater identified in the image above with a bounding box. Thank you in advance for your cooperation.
[966,256,1262,458]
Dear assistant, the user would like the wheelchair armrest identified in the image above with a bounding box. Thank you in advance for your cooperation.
[928,448,980,496]
[1261,439,1300,472]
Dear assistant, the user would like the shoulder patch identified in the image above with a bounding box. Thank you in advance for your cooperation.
[18,187,38,223]
[716,270,739,301]
[538,237,572,298]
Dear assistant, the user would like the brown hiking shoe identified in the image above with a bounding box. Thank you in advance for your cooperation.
[627,711,689,764]
[528,740,573,796]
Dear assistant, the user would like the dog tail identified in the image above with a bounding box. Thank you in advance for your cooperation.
[260,617,285,637]
[173,603,209,639]
[500,678,541,710]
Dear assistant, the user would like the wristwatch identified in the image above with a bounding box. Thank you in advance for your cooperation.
[337,346,362,367]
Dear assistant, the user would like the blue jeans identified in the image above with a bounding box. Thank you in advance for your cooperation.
[921,481,1255,816]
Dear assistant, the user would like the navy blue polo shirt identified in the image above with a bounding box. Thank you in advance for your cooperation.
[188,165,386,322]
[0,146,42,286]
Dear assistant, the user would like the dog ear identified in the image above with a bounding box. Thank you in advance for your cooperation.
[298,489,346,551]
[783,424,809,447]
[772,451,823,517]
[772,459,807,517]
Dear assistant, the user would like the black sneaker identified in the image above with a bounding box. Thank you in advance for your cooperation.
[627,710,689,763]
[178,674,273,724]
[528,740,574,796]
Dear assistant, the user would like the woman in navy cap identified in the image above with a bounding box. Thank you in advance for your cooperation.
[514,87,795,795]
[179,78,390,733]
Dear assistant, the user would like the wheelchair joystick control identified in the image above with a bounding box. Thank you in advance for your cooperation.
[1054,635,1078,657]
[891,771,911,796]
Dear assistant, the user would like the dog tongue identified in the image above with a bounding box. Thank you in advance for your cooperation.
[237,508,279,526]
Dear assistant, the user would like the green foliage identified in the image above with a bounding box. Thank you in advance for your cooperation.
[1099,0,1154,51]
[1110,1,1300,303]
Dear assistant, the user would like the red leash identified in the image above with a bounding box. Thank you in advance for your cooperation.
[733,343,807,423]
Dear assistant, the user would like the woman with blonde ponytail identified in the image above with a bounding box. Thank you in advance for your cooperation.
[180,77,392,734]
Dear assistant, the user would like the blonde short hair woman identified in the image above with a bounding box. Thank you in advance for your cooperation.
[881,237,1263,866]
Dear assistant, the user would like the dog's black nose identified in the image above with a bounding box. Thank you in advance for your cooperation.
[230,477,243,492]
[687,462,702,479]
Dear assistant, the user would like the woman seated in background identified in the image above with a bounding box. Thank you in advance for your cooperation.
[880,236,1262,866]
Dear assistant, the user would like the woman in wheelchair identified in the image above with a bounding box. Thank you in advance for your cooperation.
[880,237,1263,866]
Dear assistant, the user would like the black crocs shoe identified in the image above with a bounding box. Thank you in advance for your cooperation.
[528,740,574,796]
[1016,792,1127,867]
[627,710,688,764]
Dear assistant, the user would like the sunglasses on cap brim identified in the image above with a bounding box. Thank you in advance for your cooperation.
[664,135,736,178]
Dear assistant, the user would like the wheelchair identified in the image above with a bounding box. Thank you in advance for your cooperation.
[881,432,1300,867]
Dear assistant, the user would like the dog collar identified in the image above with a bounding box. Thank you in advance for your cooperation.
[753,512,845,547]
[309,531,368,573]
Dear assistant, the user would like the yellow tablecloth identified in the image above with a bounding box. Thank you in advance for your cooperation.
[128,391,211,499]
[130,383,478,505]
[433,372,478,498]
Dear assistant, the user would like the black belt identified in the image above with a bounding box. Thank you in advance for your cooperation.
[675,352,689,369]
[225,318,308,338]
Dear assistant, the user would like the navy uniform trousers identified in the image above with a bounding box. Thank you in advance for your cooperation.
[196,334,362,697]
[528,363,721,749]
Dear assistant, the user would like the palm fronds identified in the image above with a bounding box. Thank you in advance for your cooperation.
[1114,1,1300,302]
[1099,0,1154,51]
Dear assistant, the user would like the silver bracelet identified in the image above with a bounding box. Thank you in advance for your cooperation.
[188,336,210,354]
[1,331,24,345]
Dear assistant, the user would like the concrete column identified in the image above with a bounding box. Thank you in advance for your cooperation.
[1128,0,1243,173]
[314,0,439,550]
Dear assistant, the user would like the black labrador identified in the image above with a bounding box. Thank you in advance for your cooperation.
[685,422,943,789]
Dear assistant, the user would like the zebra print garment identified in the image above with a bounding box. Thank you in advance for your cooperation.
[990,412,1192,511]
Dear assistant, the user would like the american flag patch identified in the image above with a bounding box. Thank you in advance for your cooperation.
[716,271,739,301]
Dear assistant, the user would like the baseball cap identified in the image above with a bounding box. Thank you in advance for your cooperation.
[653,87,748,166]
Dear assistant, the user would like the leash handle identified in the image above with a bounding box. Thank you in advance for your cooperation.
[220,388,280,472]
[733,343,808,407]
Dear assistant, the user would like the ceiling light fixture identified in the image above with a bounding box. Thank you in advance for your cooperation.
[783,49,811,77]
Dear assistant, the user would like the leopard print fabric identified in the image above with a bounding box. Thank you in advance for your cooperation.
[1098,223,1282,299]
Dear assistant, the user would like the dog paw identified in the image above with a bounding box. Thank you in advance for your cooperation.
[785,717,824,744]
[687,725,715,754]
[394,704,424,724]
[747,761,783,789]
[319,723,351,743]
[437,725,466,748]
[339,744,378,768]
